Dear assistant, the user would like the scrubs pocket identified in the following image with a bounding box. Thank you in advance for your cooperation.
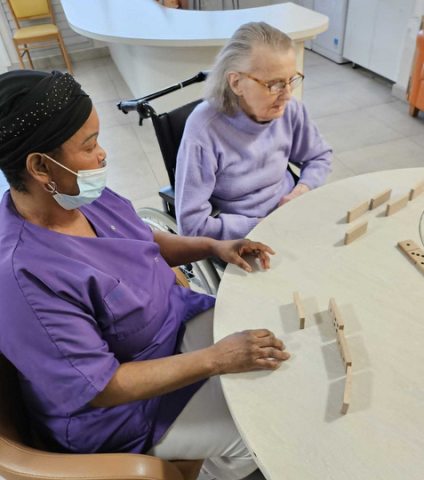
[103,280,155,338]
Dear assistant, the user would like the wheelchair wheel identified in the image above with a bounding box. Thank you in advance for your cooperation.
[136,208,220,295]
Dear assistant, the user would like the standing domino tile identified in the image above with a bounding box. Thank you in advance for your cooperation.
[409,181,424,201]
[346,200,370,223]
[369,188,392,209]
[385,194,409,216]
[341,365,353,415]
[328,297,344,331]
[336,328,352,371]
[344,220,368,245]
[293,291,306,329]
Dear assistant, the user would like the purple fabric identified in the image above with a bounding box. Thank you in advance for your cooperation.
[175,98,332,240]
[0,188,215,454]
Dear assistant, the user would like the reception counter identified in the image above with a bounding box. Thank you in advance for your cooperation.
[61,0,328,109]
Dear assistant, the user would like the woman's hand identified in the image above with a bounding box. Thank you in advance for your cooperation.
[279,183,310,206]
[209,329,290,374]
[211,239,275,272]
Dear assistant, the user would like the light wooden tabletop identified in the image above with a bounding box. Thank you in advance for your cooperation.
[214,168,424,480]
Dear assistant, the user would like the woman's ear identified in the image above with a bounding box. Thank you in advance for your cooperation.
[227,71,243,96]
[26,153,50,184]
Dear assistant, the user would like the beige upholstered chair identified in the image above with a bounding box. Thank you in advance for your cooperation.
[0,354,203,480]
[4,0,73,73]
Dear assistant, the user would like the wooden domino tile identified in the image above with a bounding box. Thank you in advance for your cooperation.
[398,240,424,274]
[328,298,344,331]
[344,220,368,245]
[409,181,424,201]
[336,328,352,371]
[385,194,409,216]
[346,200,370,223]
[293,291,306,329]
[341,365,353,415]
[369,188,392,210]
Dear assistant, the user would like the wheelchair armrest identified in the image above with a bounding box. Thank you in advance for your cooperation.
[159,185,220,219]
[159,185,175,207]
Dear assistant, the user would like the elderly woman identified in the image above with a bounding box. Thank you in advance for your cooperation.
[0,69,289,480]
[175,22,332,240]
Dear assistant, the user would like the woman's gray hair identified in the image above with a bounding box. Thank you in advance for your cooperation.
[204,22,294,115]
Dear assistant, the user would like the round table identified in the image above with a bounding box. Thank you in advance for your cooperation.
[214,168,424,480]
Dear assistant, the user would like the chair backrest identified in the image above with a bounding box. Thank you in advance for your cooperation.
[0,355,32,445]
[151,99,202,188]
[5,0,52,25]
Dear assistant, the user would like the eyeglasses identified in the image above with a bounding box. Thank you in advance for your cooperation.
[240,72,305,94]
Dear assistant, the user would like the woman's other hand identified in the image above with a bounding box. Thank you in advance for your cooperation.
[279,183,310,206]
[212,238,275,272]
[210,329,290,373]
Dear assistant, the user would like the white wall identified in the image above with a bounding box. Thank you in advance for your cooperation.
[393,0,424,99]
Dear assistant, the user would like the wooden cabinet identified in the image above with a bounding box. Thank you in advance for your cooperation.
[343,0,415,81]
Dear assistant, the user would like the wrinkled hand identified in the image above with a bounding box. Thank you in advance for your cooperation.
[279,183,310,206]
[210,329,290,374]
[212,239,275,272]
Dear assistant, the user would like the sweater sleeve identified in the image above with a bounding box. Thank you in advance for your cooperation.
[175,140,259,240]
[288,101,332,189]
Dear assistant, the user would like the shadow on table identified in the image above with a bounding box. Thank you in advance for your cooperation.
[324,369,373,422]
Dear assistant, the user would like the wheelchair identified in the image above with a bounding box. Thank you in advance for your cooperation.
[117,72,221,295]
[117,72,300,294]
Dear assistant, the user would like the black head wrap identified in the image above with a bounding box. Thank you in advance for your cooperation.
[0,69,92,190]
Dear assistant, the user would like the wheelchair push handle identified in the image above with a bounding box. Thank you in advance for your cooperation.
[117,71,208,119]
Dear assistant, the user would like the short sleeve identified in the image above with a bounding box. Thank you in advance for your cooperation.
[3,269,119,414]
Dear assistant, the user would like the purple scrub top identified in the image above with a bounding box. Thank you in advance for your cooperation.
[0,188,215,453]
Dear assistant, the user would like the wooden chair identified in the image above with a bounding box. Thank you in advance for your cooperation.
[0,355,203,480]
[4,0,73,74]
[408,30,424,117]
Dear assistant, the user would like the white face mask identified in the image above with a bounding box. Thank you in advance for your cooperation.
[44,154,108,210]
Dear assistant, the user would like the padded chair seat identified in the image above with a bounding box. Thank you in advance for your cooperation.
[14,23,58,41]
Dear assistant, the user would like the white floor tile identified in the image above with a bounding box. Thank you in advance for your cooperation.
[363,101,424,137]
[337,137,424,174]
[315,109,403,154]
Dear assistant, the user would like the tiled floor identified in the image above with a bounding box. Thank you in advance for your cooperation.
[0,50,423,480]
[1,49,423,206]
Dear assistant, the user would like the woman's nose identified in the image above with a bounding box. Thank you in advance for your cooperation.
[98,146,107,164]
[278,86,291,100]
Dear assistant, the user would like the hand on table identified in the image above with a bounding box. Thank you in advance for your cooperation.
[212,238,275,272]
[210,329,290,374]
[279,183,310,206]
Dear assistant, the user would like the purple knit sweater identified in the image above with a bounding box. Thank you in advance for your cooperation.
[175,98,332,240]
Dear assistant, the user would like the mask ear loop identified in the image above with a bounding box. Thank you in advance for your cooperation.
[45,181,58,195]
